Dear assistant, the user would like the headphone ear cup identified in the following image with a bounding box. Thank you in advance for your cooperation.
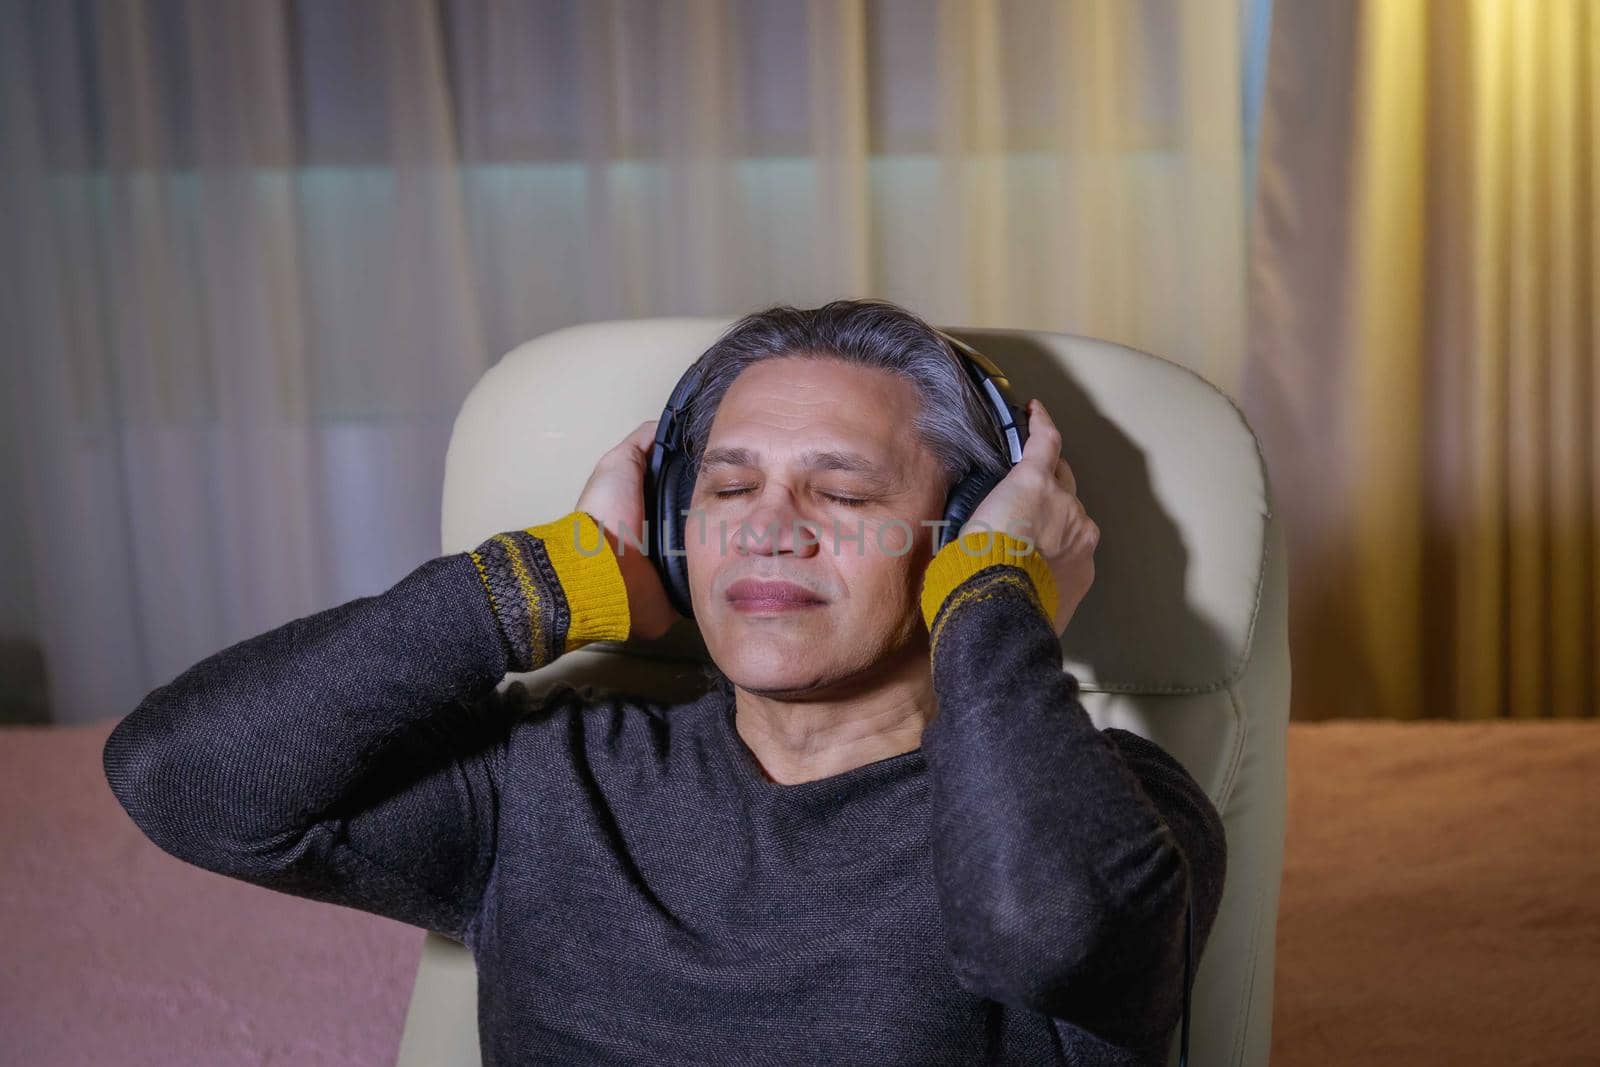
[656,451,696,618]
[940,470,1001,551]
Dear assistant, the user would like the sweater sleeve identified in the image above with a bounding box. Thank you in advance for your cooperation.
[101,511,630,945]
[917,531,1228,1057]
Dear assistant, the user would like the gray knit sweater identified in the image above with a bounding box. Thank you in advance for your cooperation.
[103,516,1226,1066]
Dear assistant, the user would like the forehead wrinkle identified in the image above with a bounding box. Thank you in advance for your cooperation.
[697,445,902,490]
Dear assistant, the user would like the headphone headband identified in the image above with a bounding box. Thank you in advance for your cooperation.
[936,329,1012,390]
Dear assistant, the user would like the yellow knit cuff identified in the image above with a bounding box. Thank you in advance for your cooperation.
[526,511,632,651]
[919,529,1058,632]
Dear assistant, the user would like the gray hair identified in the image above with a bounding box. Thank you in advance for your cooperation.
[681,299,1009,494]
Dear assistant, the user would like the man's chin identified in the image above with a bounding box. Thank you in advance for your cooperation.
[712,645,839,699]
[703,611,862,694]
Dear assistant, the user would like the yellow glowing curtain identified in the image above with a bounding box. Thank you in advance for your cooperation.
[1247,0,1598,720]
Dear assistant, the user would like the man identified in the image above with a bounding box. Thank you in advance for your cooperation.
[105,300,1226,1065]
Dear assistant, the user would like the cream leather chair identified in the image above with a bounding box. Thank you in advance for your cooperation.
[396,319,1289,1067]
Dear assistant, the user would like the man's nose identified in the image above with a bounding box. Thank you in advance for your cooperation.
[734,492,823,557]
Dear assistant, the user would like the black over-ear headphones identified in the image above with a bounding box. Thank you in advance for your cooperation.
[643,329,1029,621]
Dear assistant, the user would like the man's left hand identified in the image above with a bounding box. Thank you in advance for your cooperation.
[962,398,1099,637]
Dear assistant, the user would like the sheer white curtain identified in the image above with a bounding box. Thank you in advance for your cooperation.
[0,0,1260,723]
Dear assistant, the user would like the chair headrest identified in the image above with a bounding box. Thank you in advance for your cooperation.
[443,319,1272,693]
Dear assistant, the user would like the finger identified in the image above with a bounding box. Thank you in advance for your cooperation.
[598,421,657,474]
[610,420,657,460]
[1021,399,1062,471]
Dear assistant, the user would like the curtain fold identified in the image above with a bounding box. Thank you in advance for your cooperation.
[1246,0,1598,721]
[1,0,1252,723]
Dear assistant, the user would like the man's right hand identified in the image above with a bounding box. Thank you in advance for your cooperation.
[574,420,683,641]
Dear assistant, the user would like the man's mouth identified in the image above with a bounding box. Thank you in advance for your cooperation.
[724,578,829,614]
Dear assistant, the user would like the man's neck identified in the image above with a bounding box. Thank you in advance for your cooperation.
[731,642,936,786]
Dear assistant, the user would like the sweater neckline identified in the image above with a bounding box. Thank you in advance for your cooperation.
[703,683,928,811]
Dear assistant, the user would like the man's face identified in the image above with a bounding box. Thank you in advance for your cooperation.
[684,355,949,699]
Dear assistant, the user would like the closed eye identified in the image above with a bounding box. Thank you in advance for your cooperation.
[713,487,869,507]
